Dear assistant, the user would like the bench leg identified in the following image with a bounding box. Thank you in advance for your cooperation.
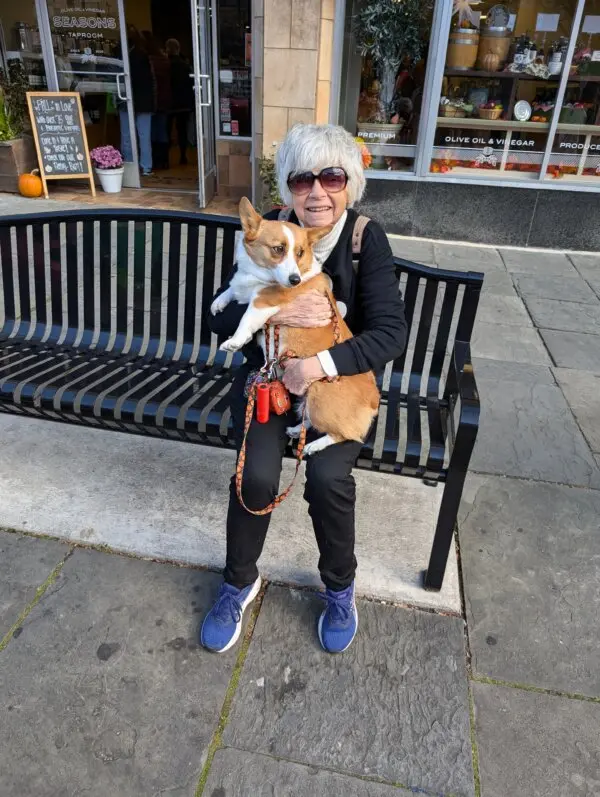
[424,417,478,592]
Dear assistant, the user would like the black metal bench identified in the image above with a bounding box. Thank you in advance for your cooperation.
[0,209,482,591]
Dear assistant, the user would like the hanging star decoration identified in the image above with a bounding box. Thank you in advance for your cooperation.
[452,0,481,28]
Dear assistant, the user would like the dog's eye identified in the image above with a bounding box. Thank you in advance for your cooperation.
[296,247,304,258]
[272,244,285,255]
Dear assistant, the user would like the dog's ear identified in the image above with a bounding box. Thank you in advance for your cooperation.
[305,224,333,246]
[239,197,262,240]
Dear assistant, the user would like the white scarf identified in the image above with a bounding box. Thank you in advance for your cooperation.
[302,210,348,266]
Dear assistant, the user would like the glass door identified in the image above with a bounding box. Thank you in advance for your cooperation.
[191,0,216,206]
[41,0,140,187]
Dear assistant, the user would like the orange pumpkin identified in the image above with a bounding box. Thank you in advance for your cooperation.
[18,169,43,198]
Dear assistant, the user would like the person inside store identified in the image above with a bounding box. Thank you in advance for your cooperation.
[201,124,407,655]
[117,25,156,176]
[142,32,173,171]
[166,39,195,166]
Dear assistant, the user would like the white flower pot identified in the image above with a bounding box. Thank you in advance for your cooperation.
[95,166,124,193]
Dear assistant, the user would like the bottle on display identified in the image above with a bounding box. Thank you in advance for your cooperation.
[15,22,33,52]
[528,38,537,64]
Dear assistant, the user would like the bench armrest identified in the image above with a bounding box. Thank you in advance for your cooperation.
[447,340,480,442]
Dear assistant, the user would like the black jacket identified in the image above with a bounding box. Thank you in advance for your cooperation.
[128,46,156,113]
[169,54,194,111]
[208,208,407,376]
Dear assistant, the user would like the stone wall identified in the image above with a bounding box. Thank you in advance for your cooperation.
[216,140,252,201]
[252,0,335,203]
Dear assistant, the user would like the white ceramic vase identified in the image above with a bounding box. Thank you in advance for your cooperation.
[95,166,124,194]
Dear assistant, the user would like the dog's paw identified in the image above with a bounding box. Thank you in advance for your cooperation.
[303,435,334,457]
[211,296,228,315]
[286,423,303,439]
[220,335,249,352]
[303,440,317,457]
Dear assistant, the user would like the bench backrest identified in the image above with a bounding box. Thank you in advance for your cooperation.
[0,209,482,400]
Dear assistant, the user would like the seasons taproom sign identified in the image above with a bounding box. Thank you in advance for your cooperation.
[51,4,118,45]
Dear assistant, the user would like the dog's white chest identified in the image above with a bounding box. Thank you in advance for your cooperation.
[258,326,287,366]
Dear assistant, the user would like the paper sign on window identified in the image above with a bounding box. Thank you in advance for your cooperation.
[535,13,560,32]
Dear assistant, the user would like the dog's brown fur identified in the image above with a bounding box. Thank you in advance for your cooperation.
[253,270,380,445]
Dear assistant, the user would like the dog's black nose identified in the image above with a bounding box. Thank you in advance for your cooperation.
[289,274,301,286]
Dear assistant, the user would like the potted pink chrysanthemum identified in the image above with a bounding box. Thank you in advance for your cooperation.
[90,145,124,193]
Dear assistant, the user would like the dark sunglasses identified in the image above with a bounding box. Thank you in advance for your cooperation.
[287,167,348,195]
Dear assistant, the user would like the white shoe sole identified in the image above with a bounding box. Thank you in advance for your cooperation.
[202,575,262,654]
[317,601,358,654]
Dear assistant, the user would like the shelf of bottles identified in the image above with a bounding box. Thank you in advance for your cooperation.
[8,21,48,88]
[432,1,600,181]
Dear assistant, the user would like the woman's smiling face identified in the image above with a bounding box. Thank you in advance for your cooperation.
[292,174,348,229]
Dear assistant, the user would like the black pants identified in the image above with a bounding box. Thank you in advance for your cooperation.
[169,112,190,163]
[224,371,363,592]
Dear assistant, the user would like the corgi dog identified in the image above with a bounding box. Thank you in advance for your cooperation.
[211,197,380,457]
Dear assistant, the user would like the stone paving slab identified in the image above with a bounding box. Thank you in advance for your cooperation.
[470,380,600,488]
[0,413,459,613]
[204,748,414,796]
[459,474,600,696]
[0,532,70,640]
[591,280,600,300]
[389,236,436,265]
[0,548,239,797]
[477,270,517,296]
[223,586,474,797]
[513,273,599,304]
[471,323,551,365]
[540,329,600,373]
[554,368,600,453]
[471,358,554,385]
[524,297,600,334]
[473,682,600,797]
[434,243,505,272]
[499,249,579,276]
[568,252,600,281]
[476,293,532,326]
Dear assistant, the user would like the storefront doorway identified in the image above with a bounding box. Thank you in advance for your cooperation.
[0,0,218,206]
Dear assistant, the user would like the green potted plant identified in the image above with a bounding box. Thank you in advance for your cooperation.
[0,60,38,193]
[258,144,283,212]
[354,0,431,144]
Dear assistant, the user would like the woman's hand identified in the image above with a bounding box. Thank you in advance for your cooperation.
[282,356,326,395]
[270,290,332,328]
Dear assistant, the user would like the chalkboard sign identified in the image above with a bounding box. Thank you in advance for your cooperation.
[26,92,95,198]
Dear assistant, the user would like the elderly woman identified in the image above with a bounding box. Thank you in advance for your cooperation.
[201,124,406,654]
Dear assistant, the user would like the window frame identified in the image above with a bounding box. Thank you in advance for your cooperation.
[211,0,252,141]
[334,0,600,192]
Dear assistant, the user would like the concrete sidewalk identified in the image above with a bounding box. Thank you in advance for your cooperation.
[1,200,600,796]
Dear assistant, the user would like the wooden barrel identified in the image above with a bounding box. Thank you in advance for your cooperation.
[446,30,480,71]
[476,28,512,70]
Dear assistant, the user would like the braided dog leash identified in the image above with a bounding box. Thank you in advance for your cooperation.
[235,297,341,516]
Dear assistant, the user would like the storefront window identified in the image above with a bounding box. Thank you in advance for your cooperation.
[216,0,251,137]
[431,0,578,179]
[545,0,600,181]
[339,0,434,172]
[0,2,48,89]
[45,0,126,156]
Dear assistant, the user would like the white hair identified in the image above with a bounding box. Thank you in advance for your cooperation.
[275,124,366,207]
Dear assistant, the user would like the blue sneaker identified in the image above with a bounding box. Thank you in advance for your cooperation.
[318,582,358,654]
[200,576,261,653]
